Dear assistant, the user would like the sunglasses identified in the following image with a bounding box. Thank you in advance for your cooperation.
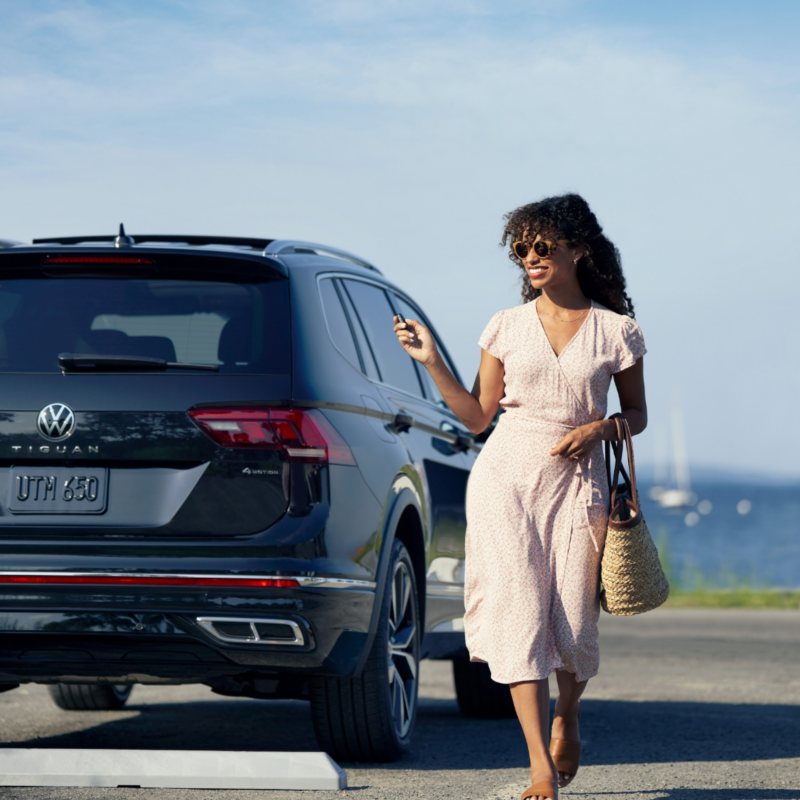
[512,238,572,260]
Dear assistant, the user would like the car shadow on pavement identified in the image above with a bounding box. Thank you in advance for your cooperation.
[388,697,800,772]
[1,697,323,753]
[2,696,798,775]
[565,697,800,769]
[572,792,800,800]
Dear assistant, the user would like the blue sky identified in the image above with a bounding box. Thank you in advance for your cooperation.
[1,1,799,479]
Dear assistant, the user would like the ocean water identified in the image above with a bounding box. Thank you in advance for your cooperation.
[638,481,800,589]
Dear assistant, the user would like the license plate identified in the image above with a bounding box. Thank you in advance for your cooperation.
[8,468,108,515]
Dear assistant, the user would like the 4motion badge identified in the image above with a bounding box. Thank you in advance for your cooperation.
[242,467,280,475]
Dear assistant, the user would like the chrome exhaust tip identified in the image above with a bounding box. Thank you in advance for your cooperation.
[197,617,305,646]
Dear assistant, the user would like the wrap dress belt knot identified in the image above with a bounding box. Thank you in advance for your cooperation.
[500,412,604,564]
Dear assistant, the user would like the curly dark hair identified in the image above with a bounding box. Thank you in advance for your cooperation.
[500,193,635,317]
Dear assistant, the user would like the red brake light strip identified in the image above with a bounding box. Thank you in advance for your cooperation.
[0,575,299,588]
[43,257,154,264]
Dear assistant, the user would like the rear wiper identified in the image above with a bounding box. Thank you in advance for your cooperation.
[58,353,219,373]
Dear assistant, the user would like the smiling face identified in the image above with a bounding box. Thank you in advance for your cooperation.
[518,231,584,292]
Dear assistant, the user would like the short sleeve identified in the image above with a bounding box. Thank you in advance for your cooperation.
[478,310,505,361]
[614,316,646,373]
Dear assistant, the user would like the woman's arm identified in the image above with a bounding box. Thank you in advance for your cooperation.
[393,315,505,434]
[608,357,647,435]
[549,357,647,460]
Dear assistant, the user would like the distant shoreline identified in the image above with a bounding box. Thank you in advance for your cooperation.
[637,469,800,487]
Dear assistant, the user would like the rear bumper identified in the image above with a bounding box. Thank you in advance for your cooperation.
[0,581,375,684]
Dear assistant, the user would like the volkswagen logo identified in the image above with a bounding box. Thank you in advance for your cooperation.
[37,403,76,441]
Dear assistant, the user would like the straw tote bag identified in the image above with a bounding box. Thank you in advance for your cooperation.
[600,414,670,615]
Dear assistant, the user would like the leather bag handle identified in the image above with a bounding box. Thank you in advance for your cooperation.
[606,413,639,513]
[604,417,630,494]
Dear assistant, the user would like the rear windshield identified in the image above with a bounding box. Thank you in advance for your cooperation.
[0,275,290,374]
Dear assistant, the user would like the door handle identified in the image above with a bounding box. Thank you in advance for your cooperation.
[387,413,414,434]
[452,434,472,453]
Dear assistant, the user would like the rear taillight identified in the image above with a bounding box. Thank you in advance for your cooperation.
[188,408,356,466]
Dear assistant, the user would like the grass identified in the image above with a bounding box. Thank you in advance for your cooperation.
[663,588,800,608]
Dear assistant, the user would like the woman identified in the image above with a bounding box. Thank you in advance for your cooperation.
[393,193,647,800]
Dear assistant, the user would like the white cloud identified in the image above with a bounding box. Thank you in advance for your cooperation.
[1,0,798,475]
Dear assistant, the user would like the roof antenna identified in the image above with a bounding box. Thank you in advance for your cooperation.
[114,223,135,248]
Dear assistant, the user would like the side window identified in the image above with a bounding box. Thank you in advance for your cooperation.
[336,280,380,381]
[318,278,360,371]
[342,280,424,397]
[391,294,458,409]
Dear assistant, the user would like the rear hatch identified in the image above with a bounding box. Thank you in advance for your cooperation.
[0,248,293,538]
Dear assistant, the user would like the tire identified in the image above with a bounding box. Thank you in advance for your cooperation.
[310,540,420,762]
[48,683,133,711]
[452,656,516,718]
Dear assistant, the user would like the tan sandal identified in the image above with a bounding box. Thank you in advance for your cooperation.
[551,699,581,787]
[549,739,581,788]
[521,778,557,800]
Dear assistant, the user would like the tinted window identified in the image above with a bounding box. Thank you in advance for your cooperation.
[336,280,380,381]
[0,276,290,374]
[391,293,457,408]
[318,278,360,370]
[342,280,423,397]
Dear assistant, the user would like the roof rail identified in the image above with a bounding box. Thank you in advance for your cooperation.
[265,240,380,273]
[32,234,275,249]
[27,232,379,272]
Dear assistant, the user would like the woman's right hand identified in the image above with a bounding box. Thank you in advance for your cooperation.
[393,315,439,366]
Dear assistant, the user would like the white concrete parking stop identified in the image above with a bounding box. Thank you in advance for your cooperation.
[0,748,347,790]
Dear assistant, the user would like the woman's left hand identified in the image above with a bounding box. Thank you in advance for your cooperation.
[549,421,603,462]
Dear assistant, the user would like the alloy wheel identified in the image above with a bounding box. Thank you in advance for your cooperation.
[387,558,418,739]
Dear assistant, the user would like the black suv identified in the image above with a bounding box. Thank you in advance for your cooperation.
[0,229,509,761]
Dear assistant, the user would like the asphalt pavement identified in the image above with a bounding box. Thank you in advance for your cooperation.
[0,609,797,800]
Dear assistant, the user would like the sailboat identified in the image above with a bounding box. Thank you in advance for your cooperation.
[648,389,697,510]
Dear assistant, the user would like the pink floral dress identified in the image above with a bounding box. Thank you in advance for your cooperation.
[464,298,646,684]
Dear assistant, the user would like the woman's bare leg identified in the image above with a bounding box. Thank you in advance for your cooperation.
[509,679,556,798]
[551,670,587,787]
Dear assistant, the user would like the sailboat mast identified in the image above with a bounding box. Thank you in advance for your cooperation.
[654,425,669,486]
[671,389,691,493]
